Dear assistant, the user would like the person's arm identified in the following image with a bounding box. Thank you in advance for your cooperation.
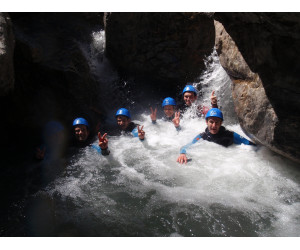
[137,125,145,140]
[35,145,46,160]
[233,132,256,146]
[172,112,181,131]
[132,126,145,141]
[150,107,157,124]
[91,132,110,156]
[176,126,181,131]
[100,147,110,156]
[210,90,218,108]
[91,144,110,155]
[132,127,138,137]
[177,134,202,164]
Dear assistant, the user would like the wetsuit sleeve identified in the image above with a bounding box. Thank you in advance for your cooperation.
[131,127,145,141]
[211,103,218,108]
[180,134,202,154]
[91,144,110,155]
[233,132,256,146]
[176,125,181,131]
[152,120,157,124]
[131,127,139,137]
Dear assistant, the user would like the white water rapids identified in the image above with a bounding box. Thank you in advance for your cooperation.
[23,30,300,237]
[37,106,300,236]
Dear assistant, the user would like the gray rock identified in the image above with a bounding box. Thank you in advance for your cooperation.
[105,12,215,85]
[214,13,300,163]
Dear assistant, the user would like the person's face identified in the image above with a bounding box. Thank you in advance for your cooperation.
[163,105,175,118]
[183,92,197,106]
[206,117,222,134]
[74,124,89,142]
[116,116,131,130]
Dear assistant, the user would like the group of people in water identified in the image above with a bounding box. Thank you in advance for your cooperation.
[36,84,256,164]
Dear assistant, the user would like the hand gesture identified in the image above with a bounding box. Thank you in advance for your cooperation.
[177,154,187,164]
[150,107,157,121]
[36,146,46,160]
[172,111,180,128]
[137,125,145,140]
[210,90,218,106]
[98,132,108,149]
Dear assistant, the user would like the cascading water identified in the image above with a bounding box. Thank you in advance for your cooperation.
[6,29,300,237]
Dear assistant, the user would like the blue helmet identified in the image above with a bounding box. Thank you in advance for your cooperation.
[205,108,223,121]
[182,85,197,96]
[116,108,131,118]
[72,117,89,128]
[162,97,176,107]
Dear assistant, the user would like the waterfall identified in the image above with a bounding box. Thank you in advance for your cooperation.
[195,49,238,125]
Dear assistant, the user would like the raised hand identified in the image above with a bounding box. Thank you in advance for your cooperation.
[137,125,145,140]
[36,146,46,160]
[177,154,187,164]
[210,90,218,106]
[98,132,108,149]
[150,107,157,121]
[172,111,180,128]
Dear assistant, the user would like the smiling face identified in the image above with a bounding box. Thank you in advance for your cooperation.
[183,92,197,106]
[163,105,175,118]
[206,117,222,135]
[116,116,131,130]
[74,124,90,142]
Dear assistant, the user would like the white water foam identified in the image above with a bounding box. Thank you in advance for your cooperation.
[42,39,300,236]
[45,112,300,236]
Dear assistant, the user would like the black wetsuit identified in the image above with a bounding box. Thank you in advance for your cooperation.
[70,132,110,156]
[200,126,235,147]
[123,122,138,135]
[180,126,256,154]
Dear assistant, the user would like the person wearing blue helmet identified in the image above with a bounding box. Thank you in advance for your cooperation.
[72,117,110,155]
[35,120,67,160]
[176,108,256,164]
[178,84,219,117]
[150,97,181,131]
[116,108,145,140]
[73,117,90,143]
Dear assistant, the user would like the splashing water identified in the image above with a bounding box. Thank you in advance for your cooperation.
[193,49,238,124]
[16,34,300,237]
[33,111,300,237]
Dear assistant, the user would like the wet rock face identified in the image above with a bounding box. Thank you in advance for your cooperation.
[214,13,300,163]
[0,13,14,96]
[105,12,215,86]
[5,13,104,130]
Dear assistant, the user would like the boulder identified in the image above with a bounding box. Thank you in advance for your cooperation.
[214,13,300,163]
[105,12,215,86]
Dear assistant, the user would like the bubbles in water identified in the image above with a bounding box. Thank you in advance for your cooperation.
[22,35,300,237]
[41,112,300,237]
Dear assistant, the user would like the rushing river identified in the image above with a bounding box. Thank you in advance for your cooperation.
[2,30,300,237]
[21,110,299,237]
